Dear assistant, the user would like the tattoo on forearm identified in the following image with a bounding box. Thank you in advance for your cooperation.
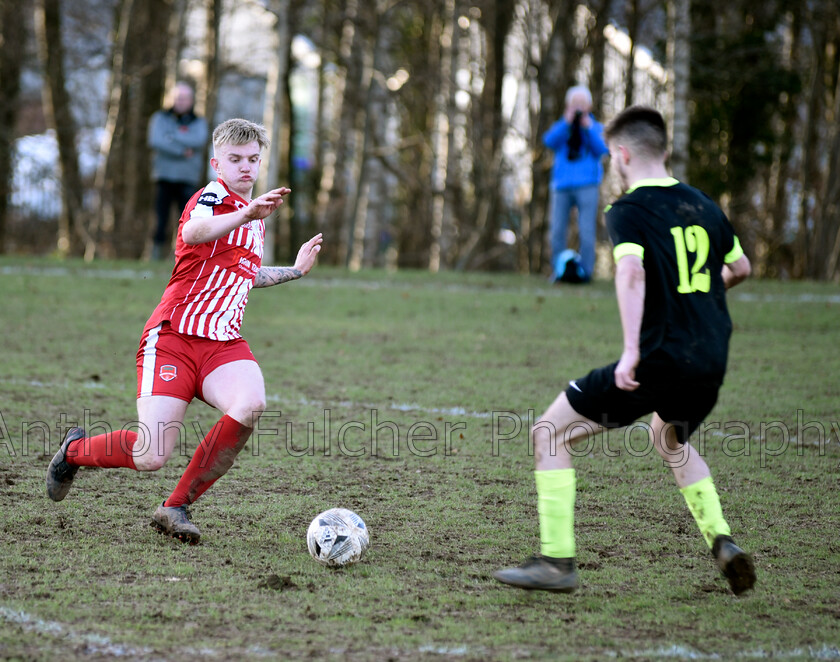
[254,267,302,287]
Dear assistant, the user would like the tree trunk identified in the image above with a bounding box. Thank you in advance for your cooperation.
[764,6,802,278]
[624,0,639,108]
[0,0,25,254]
[164,0,189,93]
[259,0,291,265]
[314,0,362,266]
[457,0,515,270]
[343,2,379,271]
[814,1,840,279]
[794,10,826,279]
[586,0,610,117]
[96,0,173,259]
[201,0,221,160]
[35,0,92,257]
[428,0,456,272]
[667,0,690,182]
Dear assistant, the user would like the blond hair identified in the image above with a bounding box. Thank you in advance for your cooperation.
[212,118,270,153]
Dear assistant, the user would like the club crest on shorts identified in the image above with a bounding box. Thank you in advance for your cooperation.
[159,365,177,382]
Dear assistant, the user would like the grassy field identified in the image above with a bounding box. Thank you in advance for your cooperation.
[0,257,838,661]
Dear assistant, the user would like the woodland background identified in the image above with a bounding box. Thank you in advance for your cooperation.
[0,0,838,279]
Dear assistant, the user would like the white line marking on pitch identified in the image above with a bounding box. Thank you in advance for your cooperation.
[2,605,838,662]
[2,264,839,304]
[0,378,497,420]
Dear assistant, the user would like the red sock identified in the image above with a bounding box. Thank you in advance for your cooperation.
[65,430,138,470]
[164,415,252,508]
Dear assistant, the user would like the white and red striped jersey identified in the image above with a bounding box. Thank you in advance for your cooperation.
[144,179,264,341]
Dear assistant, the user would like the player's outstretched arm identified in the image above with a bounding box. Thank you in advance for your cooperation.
[182,188,291,245]
[253,233,323,288]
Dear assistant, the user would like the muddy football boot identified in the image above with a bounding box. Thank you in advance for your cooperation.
[713,534,756,595]
[151,502,201,545]
[46,427,86,502]
[493,555,578,593]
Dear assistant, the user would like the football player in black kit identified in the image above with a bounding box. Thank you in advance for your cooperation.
[494,106,756,596]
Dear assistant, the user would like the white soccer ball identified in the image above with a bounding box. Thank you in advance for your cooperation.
[306,508,370,567]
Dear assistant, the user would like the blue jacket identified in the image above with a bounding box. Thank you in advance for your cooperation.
[543,115,609,190]
[147,108,209,185]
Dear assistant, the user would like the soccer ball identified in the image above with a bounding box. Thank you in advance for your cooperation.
[306,508,370,567]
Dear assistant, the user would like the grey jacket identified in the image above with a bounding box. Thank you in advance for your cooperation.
[147,109,209,185]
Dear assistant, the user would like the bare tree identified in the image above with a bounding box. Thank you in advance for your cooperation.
[95,0,173,258]
[0,0,26,254]
[809,0,840,280]
[624,0,639,107]
[313,0,363,266]
[201,0,221,161]
[794,3,828,278]
[259,0,291,265]
[584,0,610,117]
[347,0,396,271]
[456,0,516,270]
[35,0,92,256]
[428,0,456,272]
[667,0,690,181]
[822,66,840,280]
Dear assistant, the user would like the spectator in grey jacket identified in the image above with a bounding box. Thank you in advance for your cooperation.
[147,82,209,259]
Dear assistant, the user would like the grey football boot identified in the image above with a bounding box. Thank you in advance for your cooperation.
[151,502,201,544]
[46,427,85,501]
[712,534,756,595]
[493,555,578,593]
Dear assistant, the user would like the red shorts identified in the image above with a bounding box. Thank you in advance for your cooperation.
[136,322,257,402]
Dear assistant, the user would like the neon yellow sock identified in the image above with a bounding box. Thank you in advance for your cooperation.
[680,476,731,548]
[535,468,576,558]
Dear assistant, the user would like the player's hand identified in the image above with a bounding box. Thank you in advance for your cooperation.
[615,349,640,391]
[294,233,323,276]
[244,187,291,221]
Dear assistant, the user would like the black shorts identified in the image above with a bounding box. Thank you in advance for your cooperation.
[565,361,721,443]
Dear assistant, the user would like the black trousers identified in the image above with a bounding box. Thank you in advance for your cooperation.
[153,180,196,246]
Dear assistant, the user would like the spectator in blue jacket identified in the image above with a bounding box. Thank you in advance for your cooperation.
[543,86,609,283]
[147,82,209,259]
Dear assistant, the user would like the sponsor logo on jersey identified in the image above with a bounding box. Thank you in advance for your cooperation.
[197,191,222,207]
[239,256,259,276]
[159,365,178,382]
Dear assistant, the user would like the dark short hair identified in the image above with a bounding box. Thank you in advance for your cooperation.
[604,106,668,157]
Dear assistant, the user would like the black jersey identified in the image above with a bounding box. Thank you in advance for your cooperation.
[606,178,744,383]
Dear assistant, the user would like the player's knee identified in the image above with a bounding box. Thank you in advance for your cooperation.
[651,426,682,459]
[252,395,267,416]
[228,397,266,428]
[134,452,168,472]
[245,395,266,421]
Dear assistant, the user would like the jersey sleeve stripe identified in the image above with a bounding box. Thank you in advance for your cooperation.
[724,236,745,264]
[613,242,644,263]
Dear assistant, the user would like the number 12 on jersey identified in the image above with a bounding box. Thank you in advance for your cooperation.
[671,225,711,294]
